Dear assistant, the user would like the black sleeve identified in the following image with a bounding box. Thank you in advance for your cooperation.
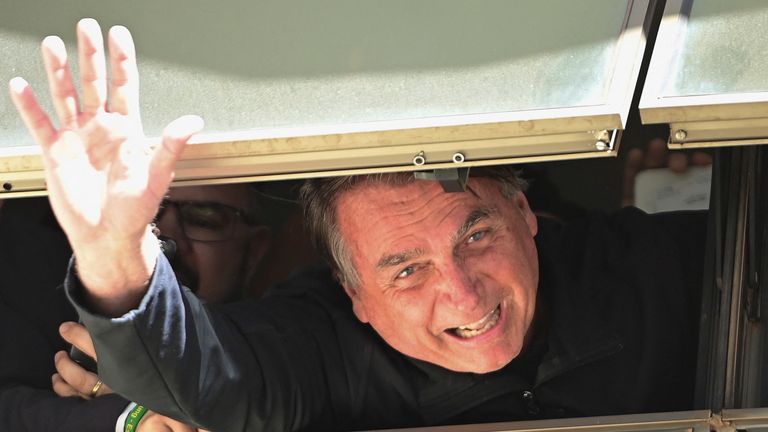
[0,221,75,388]
[0,219,129,432]
[66,255,340,432]
[586,208,707,411]
[0,386,128,432]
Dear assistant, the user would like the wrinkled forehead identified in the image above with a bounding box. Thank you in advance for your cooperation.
[336,177,505,213]
[335,178,507,250]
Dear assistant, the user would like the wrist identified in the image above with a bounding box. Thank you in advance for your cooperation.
[74,225,161,316]
[116,402,137,432]
[123,403,148,432]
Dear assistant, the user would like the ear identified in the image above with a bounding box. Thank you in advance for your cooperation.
[244,226,271,287]
[513,192,538,236]
[342,282,369,323]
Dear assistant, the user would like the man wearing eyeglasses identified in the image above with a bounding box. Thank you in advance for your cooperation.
[0,182,271,432]
[154,184,271,303]
[9,20,705,432]
[57,183,272,431]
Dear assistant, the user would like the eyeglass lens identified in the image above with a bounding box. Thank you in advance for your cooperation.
[158,201,239,242]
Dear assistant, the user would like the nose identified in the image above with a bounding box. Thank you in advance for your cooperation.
[435,258,481,313]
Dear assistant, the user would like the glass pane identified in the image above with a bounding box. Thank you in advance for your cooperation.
[1,0,630,149]
[665,0,768,97]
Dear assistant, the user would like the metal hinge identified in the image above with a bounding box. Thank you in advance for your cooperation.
[709,412,736,432]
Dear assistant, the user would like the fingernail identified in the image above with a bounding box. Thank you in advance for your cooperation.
[167,115,204,139]
[59,322,72,334]
[42,35,66,56]
[78,18,99,29]
[9,77,28,94]
[54,351,65,362]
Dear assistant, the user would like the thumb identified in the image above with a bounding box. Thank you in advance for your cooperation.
[150,115,204,179]
[59,321,97,359]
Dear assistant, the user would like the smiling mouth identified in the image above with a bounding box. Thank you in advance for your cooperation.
[449,305,501,339]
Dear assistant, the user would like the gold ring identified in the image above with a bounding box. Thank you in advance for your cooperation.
[90,379,103,398]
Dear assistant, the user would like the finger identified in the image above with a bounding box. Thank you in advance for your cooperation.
[59,321,97,358]
[691,151,713,166]
[626,148,645,172]
[622,147,644,206]
[645,138,668,168]
[77,18,108,115]
[41,35,80,128]
[9,77,58,147]
[53,348,114,396]
[107,25,140,118]
[668,152,688,173]
[54,350,99,396]
[52,373,81,398]
[149,115,203,187]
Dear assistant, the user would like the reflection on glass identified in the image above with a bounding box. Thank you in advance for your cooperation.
[1,0,630,149]
[666,0,768,97]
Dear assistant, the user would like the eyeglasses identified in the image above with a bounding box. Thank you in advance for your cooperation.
[156,199,255,242]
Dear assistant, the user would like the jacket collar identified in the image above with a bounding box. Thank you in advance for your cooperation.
[534,217,623,385]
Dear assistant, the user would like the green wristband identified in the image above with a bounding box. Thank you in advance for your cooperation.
[124,404,148,432]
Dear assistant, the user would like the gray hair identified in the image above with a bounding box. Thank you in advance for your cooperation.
[300,166,527,288]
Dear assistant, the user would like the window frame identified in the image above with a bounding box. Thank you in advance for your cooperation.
[0,0,651,198]
[639,0,768,149]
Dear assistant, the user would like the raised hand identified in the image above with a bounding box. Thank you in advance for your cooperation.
[8,19,202,315]
[622,138,713,207]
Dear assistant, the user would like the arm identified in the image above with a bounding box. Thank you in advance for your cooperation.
[11,20,339,430]
[0,277,129,432]
[0,302,126,432]
[65,256,338,431]
[9,18,201,317]
[54,322,204,432]
[0,385,129,432]
[0,216,130,432]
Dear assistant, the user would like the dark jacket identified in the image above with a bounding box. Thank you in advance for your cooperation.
[67,208,706,431]
[0,217,129,431]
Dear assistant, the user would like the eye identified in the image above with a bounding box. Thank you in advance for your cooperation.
[182,204,229,230]
[467,230,487,244]
[396,265,415,279]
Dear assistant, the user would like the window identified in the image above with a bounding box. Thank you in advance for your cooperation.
[3,0,768,430]
[640,0,768,149]
[1,0,649,197]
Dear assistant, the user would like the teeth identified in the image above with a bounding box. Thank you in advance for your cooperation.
[452,306,500,339]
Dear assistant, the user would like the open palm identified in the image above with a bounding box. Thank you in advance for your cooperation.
[9,19,202,314]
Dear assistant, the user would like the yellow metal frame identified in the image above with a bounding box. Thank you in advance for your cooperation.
[639,0,768,148]
[370,410,712,432]
[0,0,649,198]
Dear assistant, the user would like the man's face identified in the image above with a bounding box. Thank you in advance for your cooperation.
[156,184,270,303]
[337,178,539,373]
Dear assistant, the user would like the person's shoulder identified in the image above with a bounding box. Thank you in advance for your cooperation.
[538,207,706,249]
[216,263,355,332]
[536,207,707,296]
[264,263,348,305]
[605,206,707,233]
[597,207,708,260]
